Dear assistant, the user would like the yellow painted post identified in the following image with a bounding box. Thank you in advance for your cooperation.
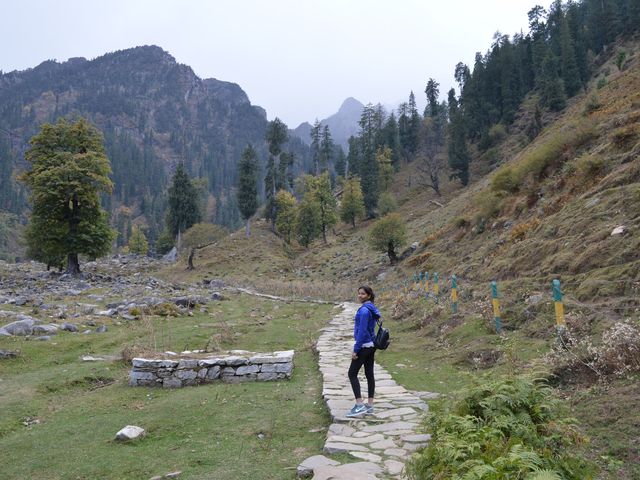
[423,271,430,298]
[491,281,502,333]
[451,275,458,314]
[552,279,566,334]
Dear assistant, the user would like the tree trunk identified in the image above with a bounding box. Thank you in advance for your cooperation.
[66,253,81,275]
[187,248,195,270]
[387,241,397,265]
[322,225,327,244]
[245,219,251,238]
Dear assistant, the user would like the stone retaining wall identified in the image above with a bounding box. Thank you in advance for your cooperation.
[129,350,294,388]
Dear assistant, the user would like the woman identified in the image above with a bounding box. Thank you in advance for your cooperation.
[346,285,380,417]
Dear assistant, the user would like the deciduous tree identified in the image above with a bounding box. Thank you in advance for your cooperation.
[368,213,407,264]
[20,118,116,274]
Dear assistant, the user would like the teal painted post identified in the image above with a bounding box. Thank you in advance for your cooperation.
[491,281,502,333]
[451,275,458,313]
[552,279,566,335]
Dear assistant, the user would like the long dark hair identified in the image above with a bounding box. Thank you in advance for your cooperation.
[358,285,375,303]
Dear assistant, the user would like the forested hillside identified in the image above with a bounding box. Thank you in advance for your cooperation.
[0,45,311,248]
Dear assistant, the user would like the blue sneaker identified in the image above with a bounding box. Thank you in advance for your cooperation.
[346,404,367,417]
[365,404,374,415]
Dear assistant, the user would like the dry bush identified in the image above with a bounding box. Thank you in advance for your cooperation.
[146,302,182,317]
[611,124,639,149]
[546,320,640,379]
[406,251,432,267]
[575,153,605,180]
[509,218,541,242]
[474,190,503,219]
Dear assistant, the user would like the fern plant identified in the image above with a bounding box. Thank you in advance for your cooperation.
[405,377,596,479]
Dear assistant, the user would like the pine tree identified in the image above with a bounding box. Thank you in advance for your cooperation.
[20,118,116,274]
[265,118,289,229]
[310,119,322,175]
[237,144,259,237]
[339,176,365,228]
[424,78,441,118]
[334,147,347,179]
[319,125,334,174]
[358,104,380,217]
[381,112,401,170]
[167,163,202,241]
[447,88,470,186]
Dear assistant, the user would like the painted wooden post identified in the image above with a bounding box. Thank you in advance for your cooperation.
[491,281,502,333]
[433,272,440,302]
[451,275,458,313]
[552,279,566,333]
[423,271,430,298]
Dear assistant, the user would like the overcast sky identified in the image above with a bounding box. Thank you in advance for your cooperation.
[1,0,543,127]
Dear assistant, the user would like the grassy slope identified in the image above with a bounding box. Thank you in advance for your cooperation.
[0,292,334,479]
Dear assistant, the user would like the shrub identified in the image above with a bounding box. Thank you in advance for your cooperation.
[583,94,601,115]
[546,320,640,378]
[491,167,519,193]
[509,218,541,242]
[611,124,639,149]
[596,77,607,89]
[616,50,627,71]
[405,377,596,479]
[489,123,508,144]
[406,251,432,267]
[475,190,503,219]
[453,217,470,229]
[575,153,605,179]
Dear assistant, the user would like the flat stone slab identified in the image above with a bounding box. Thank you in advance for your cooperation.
[297,455,340,478]
[312,462,382,480]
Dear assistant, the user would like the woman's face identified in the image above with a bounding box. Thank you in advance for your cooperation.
[357,288,371,303]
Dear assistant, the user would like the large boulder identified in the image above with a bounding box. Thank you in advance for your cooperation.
[1,317,39,336]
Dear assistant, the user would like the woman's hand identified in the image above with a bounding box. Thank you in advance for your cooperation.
[352,352,358,360]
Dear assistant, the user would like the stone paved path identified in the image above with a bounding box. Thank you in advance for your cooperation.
[299,302,438,479]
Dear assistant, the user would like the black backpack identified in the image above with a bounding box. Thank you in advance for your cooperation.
[374,318,390,350]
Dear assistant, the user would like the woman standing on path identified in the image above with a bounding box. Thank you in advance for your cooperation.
[346,285,380,418]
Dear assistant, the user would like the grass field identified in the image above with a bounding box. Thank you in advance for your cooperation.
[0,293,335,479]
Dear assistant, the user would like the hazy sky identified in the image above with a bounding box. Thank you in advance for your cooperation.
[1,0,543,127]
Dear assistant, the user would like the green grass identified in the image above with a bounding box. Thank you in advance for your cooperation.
[0,295,335,479]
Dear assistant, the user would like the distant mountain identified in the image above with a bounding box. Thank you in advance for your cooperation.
[0,45,310,241]
[293,97,364,150]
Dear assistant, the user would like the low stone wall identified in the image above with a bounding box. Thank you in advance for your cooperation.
[129,350,294,388]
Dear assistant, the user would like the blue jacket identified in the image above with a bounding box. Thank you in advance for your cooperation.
[353,302,380,353]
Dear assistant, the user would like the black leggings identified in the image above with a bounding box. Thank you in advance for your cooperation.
[348,347,375,399]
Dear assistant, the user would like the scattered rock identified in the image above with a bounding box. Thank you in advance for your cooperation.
[95,325,108,333]
[525,294,544,306]
[611,225,627,236]
[0,349,18,359]
[61,323,79,332]
[115,425,145,441]
[1,318,39,336]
